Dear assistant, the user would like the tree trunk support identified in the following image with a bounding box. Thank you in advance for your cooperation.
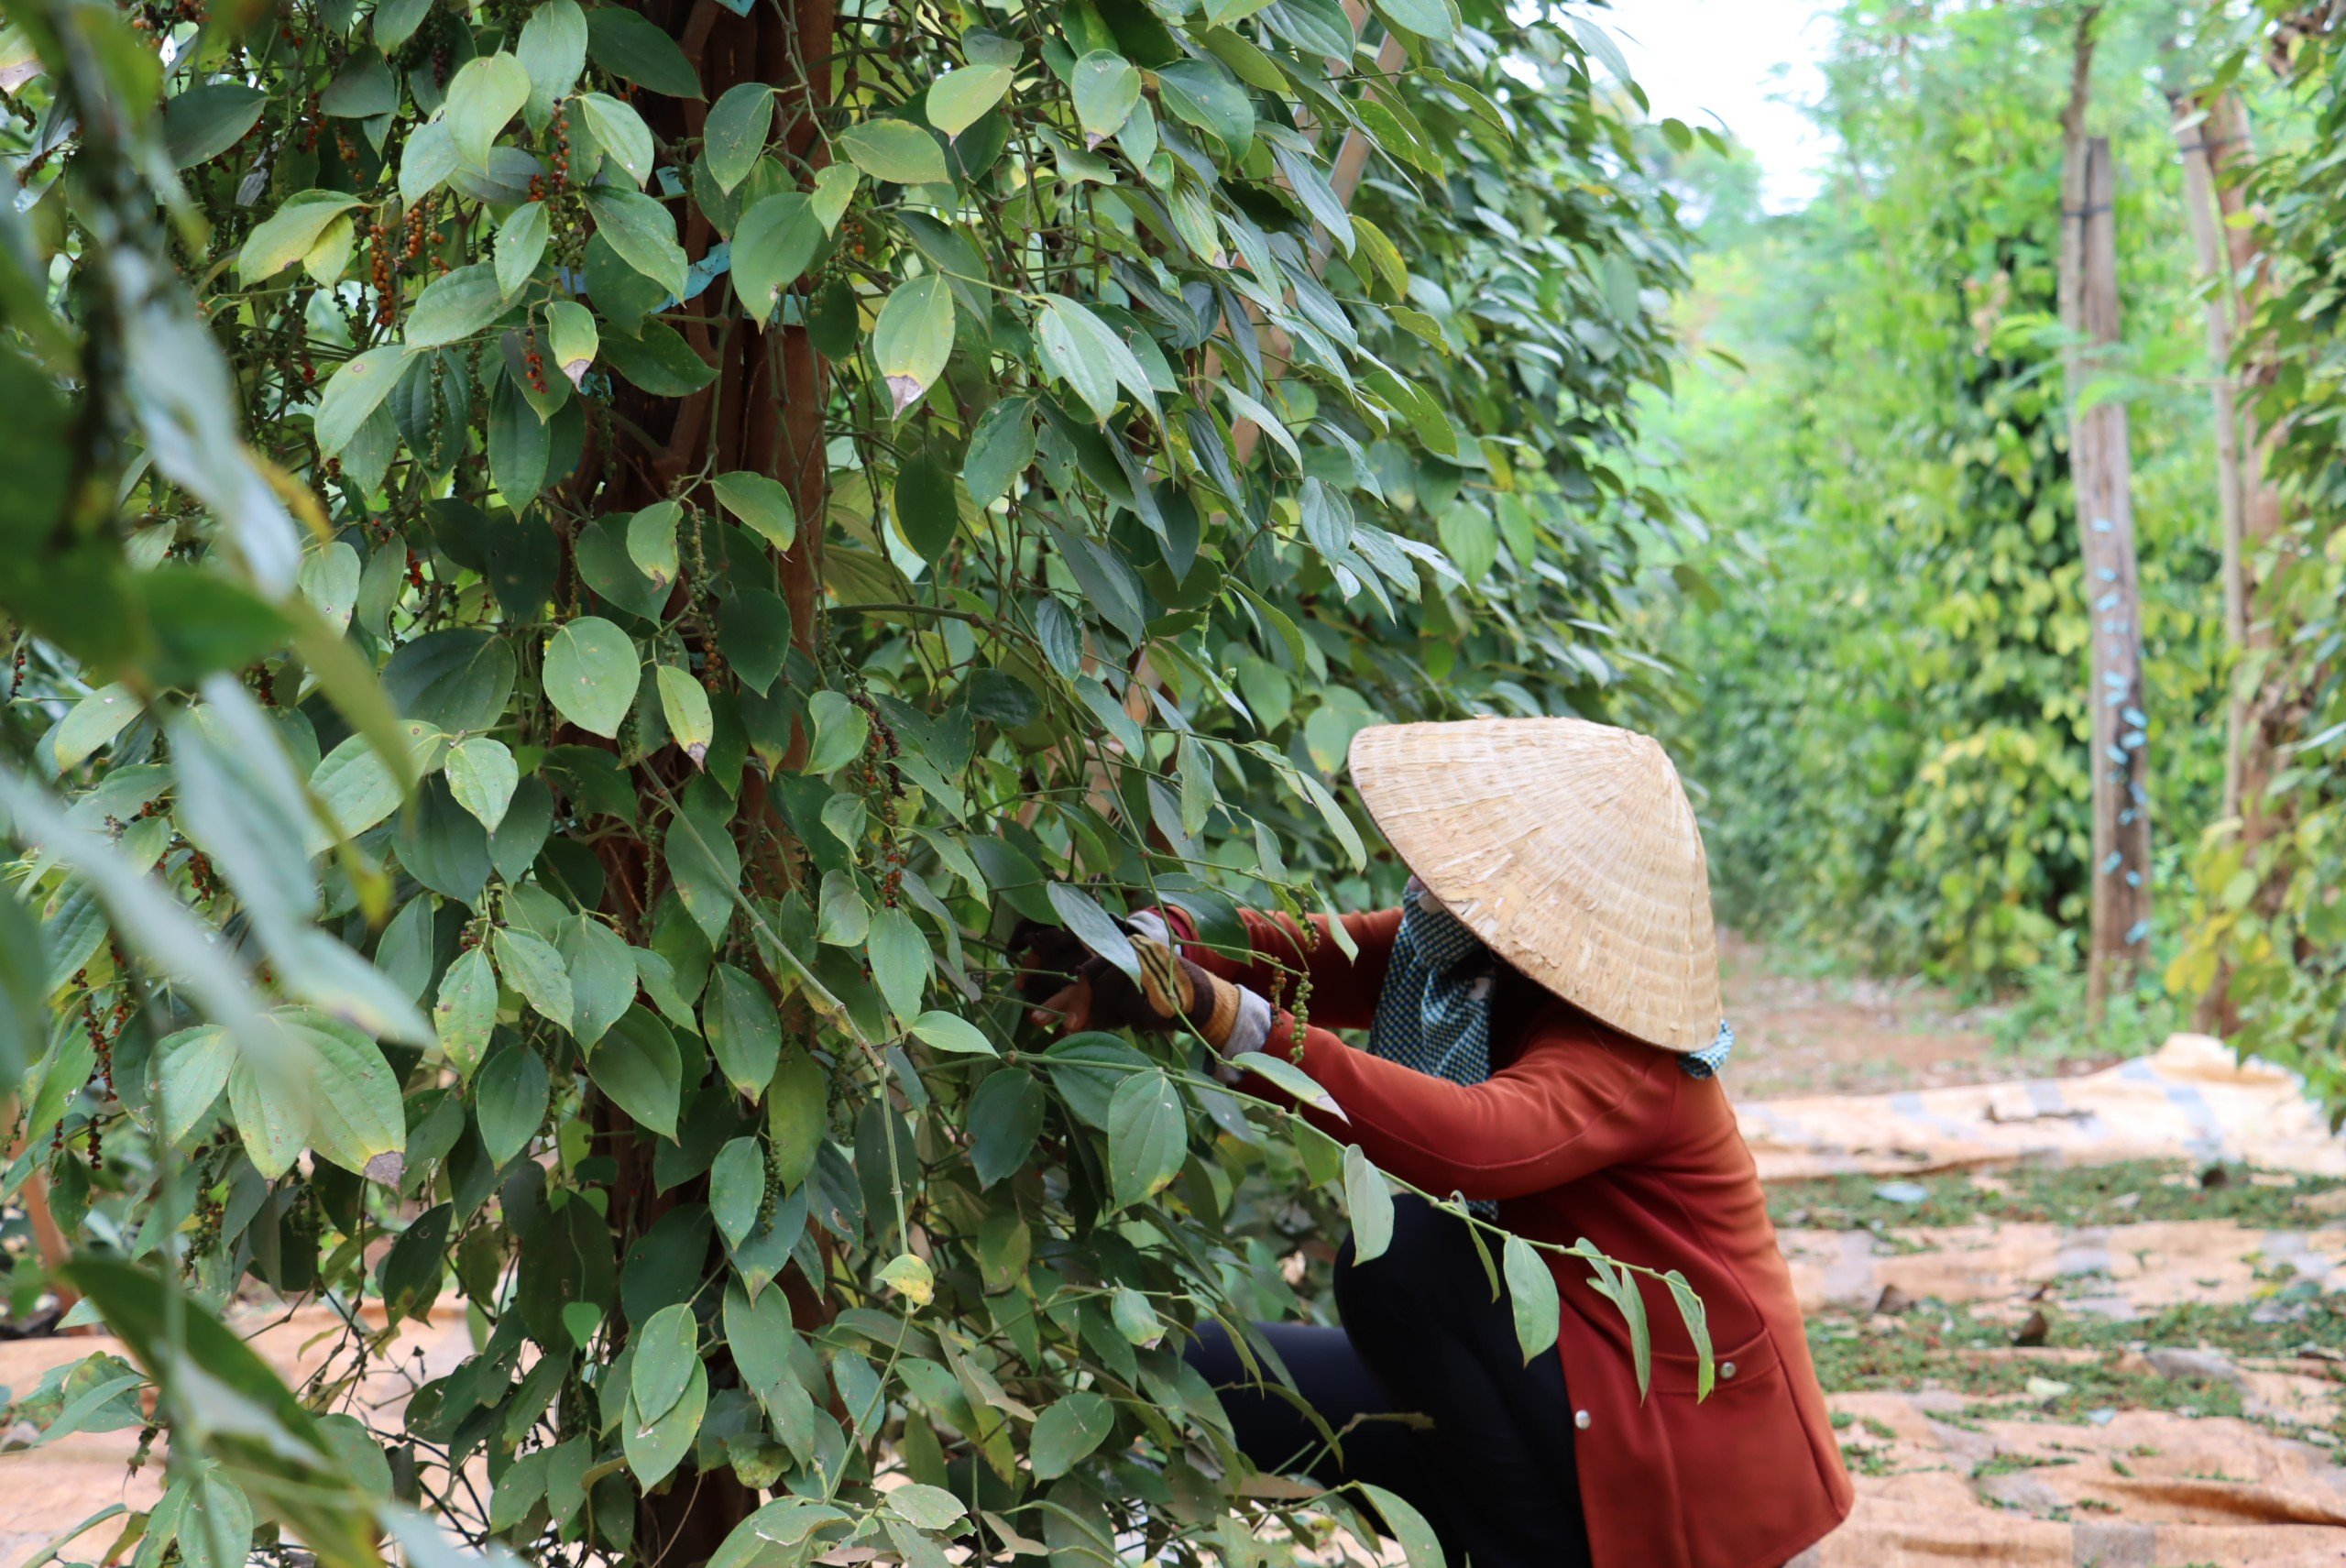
[616,0,835,1556]
[2060,107,2153,1026]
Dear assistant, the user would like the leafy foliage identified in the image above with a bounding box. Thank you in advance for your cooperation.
[0,0,1700,1559]
[2171,8,2346,1106]
[1655,2,2226,982]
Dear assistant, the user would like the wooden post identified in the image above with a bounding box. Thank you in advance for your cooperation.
[608,1,837,1557]
[2060,82,2154,1024]
[4,1109,78,1321]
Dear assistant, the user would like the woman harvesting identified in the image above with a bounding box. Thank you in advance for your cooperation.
[1025,718,1851,1568]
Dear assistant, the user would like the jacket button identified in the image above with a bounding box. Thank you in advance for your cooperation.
[1573,1409,1591,1431]
[1721,1361,1738,1380]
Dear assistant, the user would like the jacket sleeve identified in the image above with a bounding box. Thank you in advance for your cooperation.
[1158,905,1404,1032]
[1252,1014,1679,1201]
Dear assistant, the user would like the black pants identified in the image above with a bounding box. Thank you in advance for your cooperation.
[1185,1195,1594,1568]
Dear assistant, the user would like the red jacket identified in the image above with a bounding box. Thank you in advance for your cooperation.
[1186,905,1852,1568]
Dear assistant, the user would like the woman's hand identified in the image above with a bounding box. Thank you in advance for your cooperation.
[1013,918,1221,1037]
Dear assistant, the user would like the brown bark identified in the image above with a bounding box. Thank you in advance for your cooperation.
[3,1108,79,1318]
[2203,92,2287,843]
[637,1471,761,1568]
[2059,13,2152,1027]
[1224,1,1402,465]
[606,0,828,670]
[2167,82,2290,1034]
[586,2,836,1555]
[2172,89,2282,828]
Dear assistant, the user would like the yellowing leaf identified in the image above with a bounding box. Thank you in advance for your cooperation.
[239,191,365,281]
[877,1252,935,1306]
[873,276,956,416]
[654,664,714,767]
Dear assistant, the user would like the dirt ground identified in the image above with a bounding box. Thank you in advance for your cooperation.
[0,1302,474,1568]
[1723,935,2346,1568]
[1719,930,2120,1098]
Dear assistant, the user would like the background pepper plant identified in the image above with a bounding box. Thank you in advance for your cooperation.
[1652,0,2230,990]
[2170,6,2346,1115]
[0,0,1708,1560]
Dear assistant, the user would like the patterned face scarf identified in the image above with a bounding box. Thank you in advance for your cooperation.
[1365,880,1498,1216]
[1365,878,1497,1090]
[1364,878,1738,1168]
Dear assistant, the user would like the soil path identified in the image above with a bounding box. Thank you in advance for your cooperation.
[1719,930,2121,1097]
[1725,935,2346,1568]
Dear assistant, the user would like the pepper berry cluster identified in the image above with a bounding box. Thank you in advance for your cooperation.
[522,322,550,394]
[368,216,396,327]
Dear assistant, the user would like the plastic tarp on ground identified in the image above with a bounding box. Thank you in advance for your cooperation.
[1741,1033,2346,1180]
[1755,1033,2346,1568]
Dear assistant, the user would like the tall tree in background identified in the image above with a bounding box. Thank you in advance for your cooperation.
[2167,79,2286,1033]
[2059,6,2153,1023]
[2168,86,2253,751]
[2172,3,2346,1104]
[1654,0,2234,987]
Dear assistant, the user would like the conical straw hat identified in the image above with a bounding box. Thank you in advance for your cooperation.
[1347,718,1722,1052]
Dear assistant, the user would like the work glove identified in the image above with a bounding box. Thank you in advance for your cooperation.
[1013,916,1255,1052]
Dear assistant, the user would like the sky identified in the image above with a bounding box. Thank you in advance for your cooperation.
[1595,0,1840,210]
